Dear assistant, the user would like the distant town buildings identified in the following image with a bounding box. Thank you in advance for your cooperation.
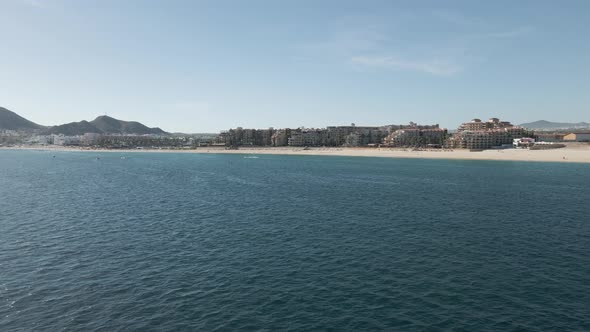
[53,135,81,146]
[5,115,589,150]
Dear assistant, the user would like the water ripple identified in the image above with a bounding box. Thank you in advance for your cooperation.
[0,151,589,331]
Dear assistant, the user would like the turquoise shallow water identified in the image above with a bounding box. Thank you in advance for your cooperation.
[1,150,589,331]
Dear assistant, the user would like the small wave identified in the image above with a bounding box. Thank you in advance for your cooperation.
[225,175,264,186]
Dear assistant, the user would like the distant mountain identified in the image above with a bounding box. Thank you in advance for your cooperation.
[43,121,102,136]
[520,120,590,130]
[90,115,167,135]
[0,107,44,131]
[42,115,167,136]
[1,107,168,136]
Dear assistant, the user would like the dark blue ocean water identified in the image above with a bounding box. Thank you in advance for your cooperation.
[1,150,589,331]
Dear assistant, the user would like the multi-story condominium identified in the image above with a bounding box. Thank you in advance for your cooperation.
[288,129,323,147]
[383,129,420,146]
[220,123,440,148]
[325,125,393,146]
[287,131,302,146]
[383,128,447,147]
[241,128,256,145]
[458,118,514,132]
[343,132,361,146]
[214,131,231,145]
[222,127,264,146]
[449,118,529,149]
[304,129,324,146]
[325,125,358,146]
[259,128,274,146]
[271,129,290,146]
[324,125,386,146]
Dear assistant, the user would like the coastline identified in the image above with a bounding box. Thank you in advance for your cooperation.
[2,144,590,163]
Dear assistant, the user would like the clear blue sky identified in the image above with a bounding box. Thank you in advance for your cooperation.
[1,0,589,132]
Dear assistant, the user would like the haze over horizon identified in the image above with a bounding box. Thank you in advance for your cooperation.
[1,0,589,133]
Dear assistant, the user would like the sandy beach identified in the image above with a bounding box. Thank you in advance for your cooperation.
[2,143,590,163]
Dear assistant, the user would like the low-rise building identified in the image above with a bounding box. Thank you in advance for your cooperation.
[563,132,590,142]
[513,137,535,148]
[535,132,566,142]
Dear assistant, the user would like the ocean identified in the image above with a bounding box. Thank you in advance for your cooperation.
[1,150,589,331]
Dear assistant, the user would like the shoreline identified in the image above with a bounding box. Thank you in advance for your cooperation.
[2,144,590,163]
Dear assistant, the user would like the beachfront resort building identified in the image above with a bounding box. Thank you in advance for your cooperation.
[448,118,530,149]
[288,129,324,147]
[219,123,443,148]
[225,124,392,147]
[324,125,388,146]
[383,127,447,147]
[271,129,290,146]
[458,118,513,131]
[219,127,275,147]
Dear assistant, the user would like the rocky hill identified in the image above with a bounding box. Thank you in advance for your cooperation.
[0,107,45,131]
[89,115,167,135]
[1,107,168,136]
[43,121,103,136]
